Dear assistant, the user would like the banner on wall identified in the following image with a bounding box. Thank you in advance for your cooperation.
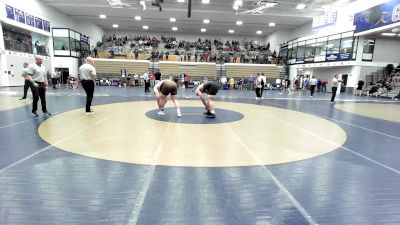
[354,0,400,33]
[14,8,25,24]
[35,17,43,30]
[326,53,352,61]
[6,5,14,20]
[4,5,51,33]
[26,14,35,27]
[312,11,337,30]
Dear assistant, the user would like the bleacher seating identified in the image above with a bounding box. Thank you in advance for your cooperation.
[225,63,280,82]
[93,58,149,79]
[158,61,217,80]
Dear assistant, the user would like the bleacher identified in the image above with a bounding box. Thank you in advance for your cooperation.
[93,58,149,79]
[225,63,280,82]
[158,61,217,80]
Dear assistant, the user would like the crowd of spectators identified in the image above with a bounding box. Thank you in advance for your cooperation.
[94,34,277,64]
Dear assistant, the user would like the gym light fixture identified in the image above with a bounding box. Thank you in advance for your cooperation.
[172,27,178,31]
[269,22,276,27]
[170,17,176,22]
[113,24,118,28]
[229,29,234,33]
[382,33,396,36]
[236,21,243,25]
[99,15,106,19]
[296,4,306,9]
[203,19,210,24]
[202,0,210,3]
[143,25,149,29]
[135,16,142,20]
[201,28,206,32]
[256,30,262,34]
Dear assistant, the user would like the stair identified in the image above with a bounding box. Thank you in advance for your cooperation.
[148,62,159,73]
[217,64,226,77]
[277,65,287,79]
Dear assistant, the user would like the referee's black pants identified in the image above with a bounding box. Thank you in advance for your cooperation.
[81,80,95,112]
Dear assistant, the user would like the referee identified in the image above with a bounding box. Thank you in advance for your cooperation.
[27,56,51,117]
[79,57,97,115]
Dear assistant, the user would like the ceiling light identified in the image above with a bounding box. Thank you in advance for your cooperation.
[113,24,118,28]
[256,30,262,35]
[236,20,243,25]
[229,29,234,33]
[203,19,210,24]
[99,15,106,19]
[143,25,149,29]
[398,34,400,36]
[135,16,141,21]
[177,0,185,2]
[172,27,178,31]
[269,22,276,27]
[296,4,306,9]
[201,28,206,32]
[202,0,210,3]
[170,17,176,22]
[382,33,396,36]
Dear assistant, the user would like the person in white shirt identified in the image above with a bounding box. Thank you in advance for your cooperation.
[330,74,342,103]
[254,74,263,100]
[27,55,51,117]
[79,57,97,114]
[20,62,30,100]
[309,76,318,97]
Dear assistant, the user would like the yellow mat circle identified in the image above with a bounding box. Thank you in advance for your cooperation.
[335,103,400,123]
[0,96,32,111]
[38,101,347,167]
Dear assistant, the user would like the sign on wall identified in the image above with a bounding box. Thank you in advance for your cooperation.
[354,0,400,33]
[14,8,25,24]
[326,53,352,61]
[26,14,35,27]
[4,5,51,33]
[6,5,14,20]
[35,17,43,30]
[312,11,337,30]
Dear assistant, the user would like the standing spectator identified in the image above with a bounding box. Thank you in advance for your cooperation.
[51,70,60,89]
[260,73,266,98]
[321,78,328,92]
[309,76,318,97]
[27,55,51,117]
[355,80,365,96]
[79,57,97,114]
[144,71,151,92]
[93,48,98,58]
[254,74,263,100]
[330,74,342,103]
[317,79,322,92]
[19,62,30,100]
[150,73,155,87]
[154,69,162,85]
[184,74,190,88]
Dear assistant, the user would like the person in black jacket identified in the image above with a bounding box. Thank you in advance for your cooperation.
[355,80,365,96]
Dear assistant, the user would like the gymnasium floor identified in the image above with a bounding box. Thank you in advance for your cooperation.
[0,85,399,225]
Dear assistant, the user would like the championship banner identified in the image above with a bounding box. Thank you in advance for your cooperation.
[354,0,400,33]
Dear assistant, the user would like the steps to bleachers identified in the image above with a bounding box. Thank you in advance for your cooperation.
[93,58,150,79]
[158,61,217,80]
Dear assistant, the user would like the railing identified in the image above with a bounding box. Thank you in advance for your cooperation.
[4,39,49,56]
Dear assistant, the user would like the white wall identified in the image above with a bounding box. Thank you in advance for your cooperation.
[52,57,79,77]
[104,30,265,44]
[265,29,292,53]
[372,38,400,64]
[2,53,51,86]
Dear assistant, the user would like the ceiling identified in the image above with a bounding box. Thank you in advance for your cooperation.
[40,0,358,37]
